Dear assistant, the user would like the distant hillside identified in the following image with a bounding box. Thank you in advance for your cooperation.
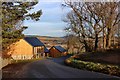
[25,35,39,37]
[25,35,65,39]
[37,36,67,49]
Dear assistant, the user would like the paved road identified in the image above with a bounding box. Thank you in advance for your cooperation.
[12,56,119,79]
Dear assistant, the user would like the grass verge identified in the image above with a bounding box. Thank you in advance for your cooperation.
[65,57,120,77]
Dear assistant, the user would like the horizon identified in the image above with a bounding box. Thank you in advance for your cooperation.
[23,1,71,37]
[24,34,65,38]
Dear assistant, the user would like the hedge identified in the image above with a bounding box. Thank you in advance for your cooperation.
[65,57,120,77]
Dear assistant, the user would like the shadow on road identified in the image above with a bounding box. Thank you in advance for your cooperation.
[47,55,71,66]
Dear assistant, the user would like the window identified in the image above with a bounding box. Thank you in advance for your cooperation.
[37,48,41,53]
[35,46,44,54]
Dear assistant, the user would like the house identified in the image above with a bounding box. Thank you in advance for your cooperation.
[44,47,49,57]
[49,46,67,58]
[9,37,48,60]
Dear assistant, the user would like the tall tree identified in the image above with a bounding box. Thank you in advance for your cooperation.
[63,2,101,52]
[2,1,42,57]
[101,2,119,49]
[62,1,120,52]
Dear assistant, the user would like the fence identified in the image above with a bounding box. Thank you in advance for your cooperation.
[0,57,11,69]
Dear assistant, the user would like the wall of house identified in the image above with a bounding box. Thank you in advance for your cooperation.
[33,46,45,58]
[49,47,63,58]
[34,46,44,54]
[9,39,33,60]
[62,52,67,56]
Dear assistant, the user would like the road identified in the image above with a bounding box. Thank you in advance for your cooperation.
[3,56,120,79]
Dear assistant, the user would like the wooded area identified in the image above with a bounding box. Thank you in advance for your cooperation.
[63,1,120,53]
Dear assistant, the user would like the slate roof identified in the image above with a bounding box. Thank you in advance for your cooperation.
[44,47,49,53]
[53,46,66,52]
[24,37,44,47]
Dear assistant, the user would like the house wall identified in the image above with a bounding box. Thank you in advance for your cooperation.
[33,46,45,58]
[62,52,67,56]
[49,47,64,58]
[9,39,33,60]
[34,46,44,54]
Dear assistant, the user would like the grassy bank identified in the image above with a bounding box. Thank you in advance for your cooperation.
[65,57,120,77]
[11,58,42,64]
[73,49,120,65]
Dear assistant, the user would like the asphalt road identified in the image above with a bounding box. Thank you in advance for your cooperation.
[10,56,119,79]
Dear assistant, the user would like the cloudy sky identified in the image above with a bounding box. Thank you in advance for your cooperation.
[23,0,70,37]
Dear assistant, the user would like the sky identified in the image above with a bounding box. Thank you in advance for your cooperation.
[23,0,71,37]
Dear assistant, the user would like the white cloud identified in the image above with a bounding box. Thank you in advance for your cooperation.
[23,21,66,37]
[23,0,69,37]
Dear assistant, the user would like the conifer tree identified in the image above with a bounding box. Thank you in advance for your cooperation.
[1,1,42,57]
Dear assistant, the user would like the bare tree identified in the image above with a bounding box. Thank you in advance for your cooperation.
[63,1,120,52]
[63,2,102,51]
[104,2,119,49]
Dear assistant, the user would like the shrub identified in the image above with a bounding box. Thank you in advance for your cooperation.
[65,57,120,77]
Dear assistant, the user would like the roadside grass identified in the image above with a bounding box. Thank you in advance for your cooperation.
[11,58,42,64]
[73,49,120,65]
[65,57,120,77]
[65,49,120,77]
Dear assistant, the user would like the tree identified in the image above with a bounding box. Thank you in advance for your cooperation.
[62,2,101,52]
[100,2,119,49]
[62,1,120,52]
[2,1,42,57]
[65,34,82,54]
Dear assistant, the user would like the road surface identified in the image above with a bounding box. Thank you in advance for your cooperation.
[3,56,120,79]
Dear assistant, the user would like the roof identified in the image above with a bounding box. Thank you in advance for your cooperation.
[53,46,66,52]
[24,37,44,47]
[44,47,49,53]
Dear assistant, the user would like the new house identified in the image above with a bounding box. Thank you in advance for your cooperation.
[49,46,67,58]
[9,37,49,60]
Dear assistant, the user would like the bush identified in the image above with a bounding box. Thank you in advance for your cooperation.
[65,57,120,77]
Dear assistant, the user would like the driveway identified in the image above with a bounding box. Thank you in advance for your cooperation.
[2,56,120,79]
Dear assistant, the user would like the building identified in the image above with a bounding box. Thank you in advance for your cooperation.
[49,46,67,58]
[9,37,48,60]
[44,46,49,57]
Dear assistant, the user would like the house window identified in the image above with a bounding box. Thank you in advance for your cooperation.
[34,47,38,54]
[34,46,44,54]
[24,56,25,59]
[37,47,41,53]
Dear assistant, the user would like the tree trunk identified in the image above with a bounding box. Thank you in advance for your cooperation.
[103,28,106,49]
[94,33,98,51]
[83,40,91,52]
[103,35,106,49]
[106,28,112,49]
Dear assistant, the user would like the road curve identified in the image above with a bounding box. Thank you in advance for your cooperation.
[16,57,119,79]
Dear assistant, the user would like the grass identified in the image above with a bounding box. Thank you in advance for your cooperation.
[73,49,120,65]
[11,58,43,64]
[65,57,120,77]
[65,49,120,77]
